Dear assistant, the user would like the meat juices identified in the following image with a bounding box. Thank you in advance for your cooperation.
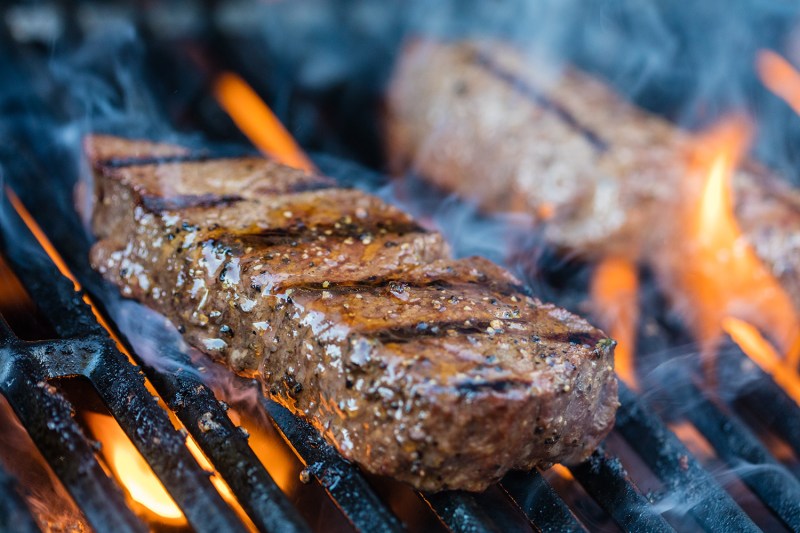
[87,134,618,492]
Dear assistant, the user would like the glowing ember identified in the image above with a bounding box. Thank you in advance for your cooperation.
[756,49,800,116]
[590,257,639,389]
[85,413,185,525]
[7,188,261,525]
[214,72,315,172]
[664,117,800,382]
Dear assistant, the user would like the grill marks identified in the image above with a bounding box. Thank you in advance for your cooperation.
[223,218,428,249]
[473,51,609,153]
[101,152,251,168]
[89,135,620,492]
[142,193,246,211]
[373,319,523,344]
[117,155,543,349]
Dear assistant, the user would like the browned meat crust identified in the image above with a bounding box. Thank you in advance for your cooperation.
[86,135,618,492]
[385,40,800,311]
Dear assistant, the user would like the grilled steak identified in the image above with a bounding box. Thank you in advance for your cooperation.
[86,134,618,492]
[385,40,800,311]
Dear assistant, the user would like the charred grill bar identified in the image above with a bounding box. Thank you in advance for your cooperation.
[1,3,800,533]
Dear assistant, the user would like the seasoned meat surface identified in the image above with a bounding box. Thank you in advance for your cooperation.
[87,135,618,492]
[386,40,800,310]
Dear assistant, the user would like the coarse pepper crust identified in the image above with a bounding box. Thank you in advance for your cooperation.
[87,134,618,492]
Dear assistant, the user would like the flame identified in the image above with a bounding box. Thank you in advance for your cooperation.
[550,464,575,481]
[213,72,316,172]
[590,257,639,389]
[85,412,186,525]
[670,117,800,386]
[668,422,715,460]
[756,49,800,116]
[6,187,129,353]
[722,317,800,405]
[184,434,259,532]
[235,410,298,494]
[7,189,260,525]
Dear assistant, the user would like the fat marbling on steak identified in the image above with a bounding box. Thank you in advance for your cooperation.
[86,134,618,492]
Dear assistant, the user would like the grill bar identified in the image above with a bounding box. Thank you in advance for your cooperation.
[421,491,503,533]
[4,21,797,532]
[144,365,310,533]
[500,470,587,533]
[0,325,145,533]
[671,380,800,530]
[734,384,800,461]
[616,384,759,532]
[0,466,39,533]
[264,399,405,532]
[0,197,251,533]
[569,448,675,532]
[720,343,800,460]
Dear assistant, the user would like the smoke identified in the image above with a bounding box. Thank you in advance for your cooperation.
[0,7,797,525]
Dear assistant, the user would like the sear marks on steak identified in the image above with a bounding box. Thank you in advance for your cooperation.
[385,40,800,312]
[86,135,618,492]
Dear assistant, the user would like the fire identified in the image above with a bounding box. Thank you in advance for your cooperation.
[7,188,260,526]
[213,72,316,172]
[756,49,800,116]
[722,317,800,404]
[670,117,800,384]
[590,257,639,389]
[550,464,575,481]
[85,412,186,525]
[6,187,129,353]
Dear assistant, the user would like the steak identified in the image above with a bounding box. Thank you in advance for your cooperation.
[86,134,618,492]
[385,40,800,312]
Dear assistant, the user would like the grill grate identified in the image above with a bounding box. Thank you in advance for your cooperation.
[1,8,800,533]
[2,143,797,531]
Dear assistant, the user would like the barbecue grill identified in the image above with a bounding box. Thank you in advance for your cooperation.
[1,2,800,532]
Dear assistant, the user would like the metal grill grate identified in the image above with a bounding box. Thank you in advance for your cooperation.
[0,7,799,533]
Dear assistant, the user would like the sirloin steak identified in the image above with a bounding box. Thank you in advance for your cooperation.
[386,40,800,313]
[87,134,618,492]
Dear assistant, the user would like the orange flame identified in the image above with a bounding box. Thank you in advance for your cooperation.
[184,434,258,532]
[6,187,130,354]
[756,49,800,116]
[213,72,316,172]
[722,317,800,405]
[7,189,259,525]
[590,257,639,389]
[550,464,575,481]
[85,412,186,525]
[668,117,800,386]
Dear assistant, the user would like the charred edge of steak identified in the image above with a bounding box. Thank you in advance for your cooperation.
[472,51,609,153]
